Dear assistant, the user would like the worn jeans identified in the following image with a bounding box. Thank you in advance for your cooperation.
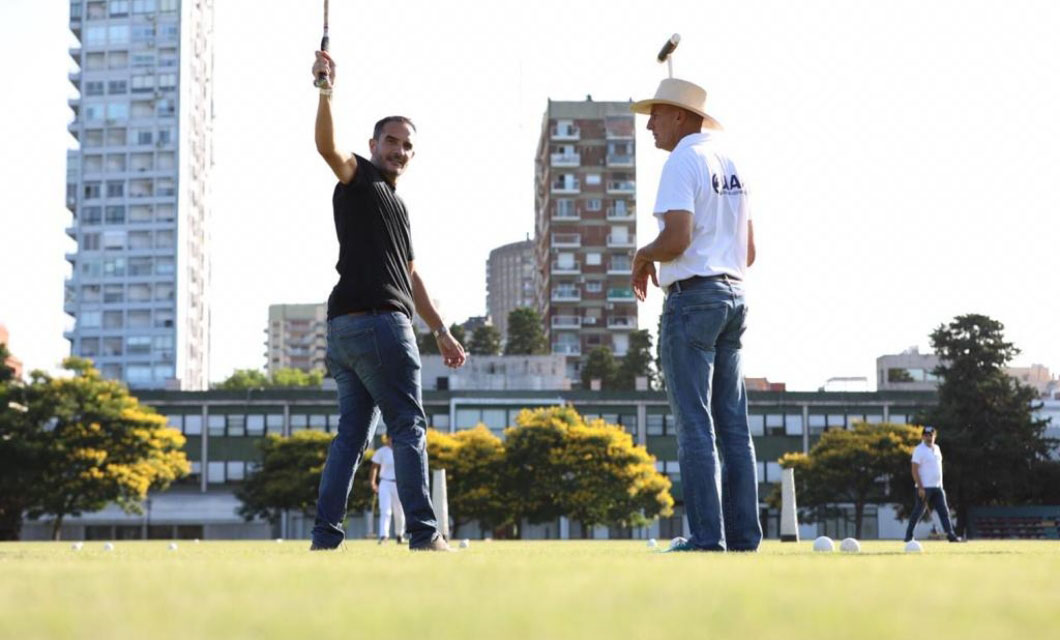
[311,311,439,548]
[660,276,762,551]
[905,487,956,541]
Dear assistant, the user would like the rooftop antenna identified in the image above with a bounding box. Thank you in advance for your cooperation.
[657,33,681,78]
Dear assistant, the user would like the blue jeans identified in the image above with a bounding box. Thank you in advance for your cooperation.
[905,487,956,541]
[311,311,439,548]
[660,277,762,551]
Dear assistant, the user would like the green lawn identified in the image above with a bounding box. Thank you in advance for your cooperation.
[1,539,1057,640]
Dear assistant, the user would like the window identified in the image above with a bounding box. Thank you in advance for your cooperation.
[85,81,105,96]
[109,1,129,16]
[132,100,154,118]
[208,415,225,436]
[128,257,152,276]
[154,309,174,328]
[127,336,151,355]
[108,25,130,45]
[749,414,765,436]
[128,309,150,328]
[106,102,129,121]
[157,73,176,89]
[128,231,151,249]
[129,205,152,222]
[133,0,157,13]
[83,129,104,147]
[81,259,102,278]
[207,462,225,484]
[184,414,203,435]
[81,285,102,302]
[132,25,155,44]
[585,174,601,185]
[103,257,126,275]
[160,0,176,11]
[80,337,100,357]
[131,74,155,93]
[82,206,103,224]
[82,233,101,250]
[102,283,123,302]
[585,252,601,266]
[156,257,175,275]
[106,128,126,145]
[127,364,152,383]
[108,51,128,69]
[102,337,123,356]
[159,23,178,40]
[585,281,602,293]
[586,198,602,211]
[105,154,126,171]
[226,462,245,482]
[785,414,804,435]
[85,26,106,46]
[647,414,664,436]
[154,283,174,301]
[247,415,265,436]
[156,99,175,117]
[84,103,105,122]
[105,205,125,224]
[102,310,123,329]
[106,181,124,198]
[108,80,128,95]
[228,415,246,437]
[290,414,308,432]
[83,155,103,172]
[266,414,285,435]
[81,311,102,328]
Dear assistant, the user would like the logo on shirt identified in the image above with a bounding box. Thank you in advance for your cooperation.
[712,173,745,195]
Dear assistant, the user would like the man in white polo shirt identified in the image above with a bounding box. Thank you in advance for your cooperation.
[630,78,760,552]
[905,426,961,543]
[370,435,406,544]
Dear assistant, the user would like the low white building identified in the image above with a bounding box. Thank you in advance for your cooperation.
[421,354,571,391]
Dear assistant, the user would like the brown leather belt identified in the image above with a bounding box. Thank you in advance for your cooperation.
[344,304,403,317]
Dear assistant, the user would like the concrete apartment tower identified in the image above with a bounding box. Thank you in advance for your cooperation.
[534,99,638,380]
[486,238,536,344]
[64,0,212,390]
[266,304,327,375]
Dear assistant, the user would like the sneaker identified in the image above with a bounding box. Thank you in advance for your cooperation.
[396,535,405,545]
[948,535,966,543]
[410,536,454,552]
[377,536,388,545]
[309,543,336,551]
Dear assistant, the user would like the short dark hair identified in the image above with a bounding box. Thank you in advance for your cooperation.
[373,116,417,140]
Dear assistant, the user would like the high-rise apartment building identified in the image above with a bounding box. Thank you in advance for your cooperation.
[534,99,638,379]
[265,304,327,375]
[486,238,536,342]
[63,0,212,389]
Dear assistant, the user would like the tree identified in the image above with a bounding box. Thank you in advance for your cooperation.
[0,344,41,540]
[22,358,190,539]
[920,314,1053,535]
[560,417,673,535]
[614,329,656,390]
[449,323,467,346]
[0,342,13,384]
[236,431,375,524]
[468,325,502,356]
[215,368,324,390]
[505,307,548,355]
[501,407,577,528]
[778,422,922,539]
[581,347,619,390]
[426,426,509,535]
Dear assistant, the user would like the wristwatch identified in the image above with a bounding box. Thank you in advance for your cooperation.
[432,325,450,339]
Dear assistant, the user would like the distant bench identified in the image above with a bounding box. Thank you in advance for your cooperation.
[969,507,1060,539]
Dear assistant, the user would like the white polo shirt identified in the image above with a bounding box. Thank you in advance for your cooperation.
[912,442,944,488]
[371,445,396,482]
[652,131,752,287]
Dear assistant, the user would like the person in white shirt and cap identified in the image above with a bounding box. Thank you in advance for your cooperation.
[630,77,760,552]
[370,435,406,544]
[905,425,962,543]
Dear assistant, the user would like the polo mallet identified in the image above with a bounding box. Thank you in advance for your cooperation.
[314,0,330,88]
[657,33,681,78]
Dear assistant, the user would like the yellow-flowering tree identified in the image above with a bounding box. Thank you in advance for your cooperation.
[427,426,508,536]
[23,358,189,540]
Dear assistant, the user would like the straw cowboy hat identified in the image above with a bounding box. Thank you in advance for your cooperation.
[631,78,723,129]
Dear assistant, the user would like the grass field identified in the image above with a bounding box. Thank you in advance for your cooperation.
[1,539,1057,640]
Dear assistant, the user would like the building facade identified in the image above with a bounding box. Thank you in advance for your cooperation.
[878,348,1056,396]
[486,238,536,343]
[63,0,212,390]
[18,388,941,541]
[266,303,327,375]
[420,354,571,391]
[0,324,24,379]
[534,99,638,380]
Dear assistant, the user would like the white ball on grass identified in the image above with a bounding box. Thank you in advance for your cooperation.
[840,537,861,553]
[168,542,178,551]
[812,536,834,552]
[71,542,83,551]
[275,538,284,543]
[905,540,923,553]
[646,538,658,549]
[103,542,115,552]
[459,539,470,549]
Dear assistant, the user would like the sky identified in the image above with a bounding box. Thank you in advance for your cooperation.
[1,0,1058,390]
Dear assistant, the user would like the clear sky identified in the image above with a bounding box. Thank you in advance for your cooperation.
[1,0,1058,390]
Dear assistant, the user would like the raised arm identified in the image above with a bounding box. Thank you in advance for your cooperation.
[312,51,358,184]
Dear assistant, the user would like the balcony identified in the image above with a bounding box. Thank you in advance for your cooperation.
[551,288,582,303]
[67,121,80,140]
[607,287,635,302]
[68,97,81,115]
[608,261,632,275]
[608,316,637,330]
[607,235,635,248]
[551,179,580,194]
[551,233,581,248]
[607,180,636,194]
[68,47,81,63]
[550,153,581,167]
[551,315,581,329]
[65,225,77,239]
[68,70,81,89]
[65,251,77,264]
[551,126,580,141]
[551,208,580,223]
[551,260,581,275]
[552,343,582,356]
[606,206,635,221]
[606,154,634,167]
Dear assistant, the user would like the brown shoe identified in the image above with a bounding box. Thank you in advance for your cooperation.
[409,536,454,552]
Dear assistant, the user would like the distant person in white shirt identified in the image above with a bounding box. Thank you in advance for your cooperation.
[905,426,962,543]
[370,435,405,544]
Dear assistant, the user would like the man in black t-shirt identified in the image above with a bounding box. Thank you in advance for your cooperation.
[308,50,466,552]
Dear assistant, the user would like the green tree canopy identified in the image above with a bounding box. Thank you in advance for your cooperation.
[581,347,619,390]
[215,368,324,390]
[614,329,656,391]
[921,314,1053,534]
[0,346,37,539]
[468,325,503,356]
[778,422,921,539]
[505,307,548,355]
[20,358,190,539]
[236,431,375,524]
[427,426,509,535]
[0,342,14,384]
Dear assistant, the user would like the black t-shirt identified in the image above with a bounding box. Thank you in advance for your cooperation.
[326,155,415,321]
